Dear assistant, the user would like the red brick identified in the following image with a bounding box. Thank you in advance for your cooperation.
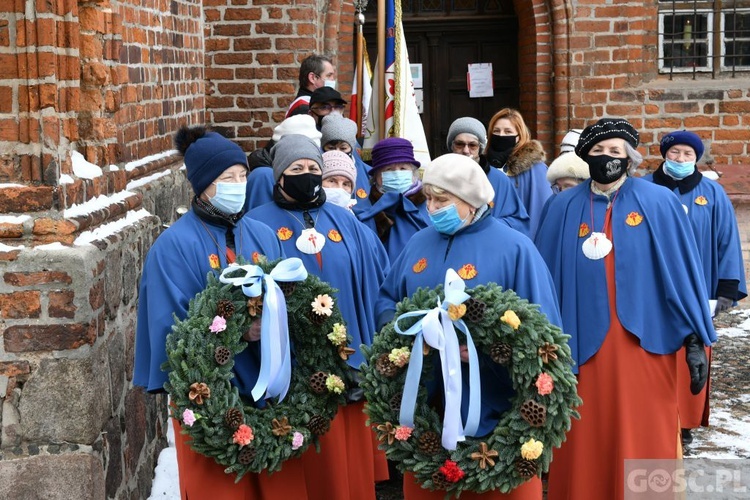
[4,271,73,286]
[0,361,31,377]
[0,20,9,47]
[33,218,79,236]
[49,290,76,318]
[224,8,262,21]
[0,222,24,238]
[89,279,104,310]
[3,323,95,352]
[0,54,18,79]
[0,291,41,319]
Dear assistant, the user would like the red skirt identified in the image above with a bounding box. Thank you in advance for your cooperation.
[403,472,542,499]
[676,345,711,428]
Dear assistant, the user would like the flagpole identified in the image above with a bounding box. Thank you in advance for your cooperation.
[377,0,385,139]
[356,11,365,137]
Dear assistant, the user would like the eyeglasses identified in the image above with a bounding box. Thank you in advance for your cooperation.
[452,140,480,151]
[311,103,346,112]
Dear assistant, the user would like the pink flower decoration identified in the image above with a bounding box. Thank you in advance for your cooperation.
[209,315,227,334]
[233,424,254,447]
[535,372,554,395]
[182,409,196,427]
[394,426,413,441]
[291,431,304,450]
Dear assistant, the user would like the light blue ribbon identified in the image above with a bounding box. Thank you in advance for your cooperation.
[219,258,308,402]
[394,269,481,450]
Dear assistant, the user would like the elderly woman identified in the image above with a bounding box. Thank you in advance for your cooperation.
[545,149,590,194]
[485,108,551,239]
[534,118,717,500]
[376,153,561,500]
[322,149,357,211]
[645,129,747,445]
[354,137,431,260]
[447,117,530,235]
[248,134,389,500]
[134,126,295,498]
[320,114,372,198]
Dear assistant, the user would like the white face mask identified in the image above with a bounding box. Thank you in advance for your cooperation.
[324,79,337,89]
[323,187,353,209]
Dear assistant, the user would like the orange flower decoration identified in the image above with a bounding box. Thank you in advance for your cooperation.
[412,258,427,273]
[328,229,343,242]
[695,196,708,206]
[251,251,262,264]
[276,227,293,241]
[578,223,590,238]
[488,201,495,209]
[188,382,211,405]
[625,212,643,227]
[208,254,220,270]
[457,264,478,280]
[448,303,467,321]
[356,188,368,199]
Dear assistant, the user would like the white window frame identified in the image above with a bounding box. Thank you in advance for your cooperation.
[720,8,750,71]
[658,10,714,73]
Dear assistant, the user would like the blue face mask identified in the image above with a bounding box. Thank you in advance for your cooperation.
[664,159,695,180]
[209,181,247,214]
[381,170,414,193]
[429,203,469,235]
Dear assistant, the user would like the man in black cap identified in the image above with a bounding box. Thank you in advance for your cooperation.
[308,87,347,130]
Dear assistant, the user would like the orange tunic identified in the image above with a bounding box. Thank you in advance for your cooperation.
[676,345,711,428]
[403,472,542,499]
[546,220,681,500]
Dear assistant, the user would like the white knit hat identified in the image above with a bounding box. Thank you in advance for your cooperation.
[423,153,495,209]
[546,152,590,184]
[560,129,582,154]
[272,115,322,146]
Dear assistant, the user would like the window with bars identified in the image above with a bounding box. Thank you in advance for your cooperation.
[658,1,750,77]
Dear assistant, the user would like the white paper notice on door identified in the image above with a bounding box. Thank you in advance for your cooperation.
[467,63,493,98]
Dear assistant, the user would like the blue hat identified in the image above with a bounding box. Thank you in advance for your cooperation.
[660,130,704,161]
[182,131,248,196]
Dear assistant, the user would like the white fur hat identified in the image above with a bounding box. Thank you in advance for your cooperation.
[546,152,590,184]
[272,115,322,146]
[423,153,495,209]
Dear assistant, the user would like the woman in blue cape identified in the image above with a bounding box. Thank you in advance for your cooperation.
[354,137,431,261]
[534,118,717,500]
[320,114,372,200]
[645,129,746,444]
[376,153,561,500]
[133,126,308,499]
[446,116,531,235]
[248,134,390,500]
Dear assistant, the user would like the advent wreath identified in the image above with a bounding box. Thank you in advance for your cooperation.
[362,277,581,496]
[164,257,353,481]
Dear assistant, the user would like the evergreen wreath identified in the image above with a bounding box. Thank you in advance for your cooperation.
[362,282,581,496]
[164,258,352,480]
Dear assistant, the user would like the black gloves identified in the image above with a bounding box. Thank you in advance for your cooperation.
[715,296,733,314]
[684,334,708,395]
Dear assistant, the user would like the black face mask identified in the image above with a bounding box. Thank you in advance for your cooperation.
[281,173,322,202]
[486,134,518,168]
[586,154,627,184]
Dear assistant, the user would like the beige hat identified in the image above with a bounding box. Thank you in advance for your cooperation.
[546,152,590,184]
[423,153,495,208]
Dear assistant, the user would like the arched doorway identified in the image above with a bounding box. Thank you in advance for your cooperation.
[363,0,519,157]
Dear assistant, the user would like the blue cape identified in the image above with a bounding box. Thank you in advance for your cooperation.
[534,177,717,372]
[245,167,275,212]
[354,191,431,261]
[504,161,551,239]
[644,172,747,301]
[352,148,372,199]
[134,210,284,396]
[377,214,562,435]
[249,201,390,369]
[487,167,531,236]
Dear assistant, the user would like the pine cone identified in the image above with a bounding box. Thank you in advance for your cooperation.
[418,431,442,455]
[375,353,399,378]
[278,281,297,297]
[308,311,328,326]
[225,407,243,430]
[431,471,451,490]
[490,342,513,365]
[238,446,256,465]
[309,371,328,394]
[308,414,330,436]
[216,299,235,319]
[515,458,537,478]
[214,346,231,366]
[464,297,487,323]
[520,399,547,427]
[389,392,403,414]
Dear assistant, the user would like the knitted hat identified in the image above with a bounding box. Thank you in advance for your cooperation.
[423,153,495,209]
[546,152,590,184]
[370,137,420,174]
[560,129,582,154]
[271,134,324,182]
[575,118,639,158]
[659,130,704,161]
[446,117,487,150]
[309,87,347,107]
[321,115,358,150]
[272,115,322,146]
[322,150,356,185]
[179,130,248,196]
